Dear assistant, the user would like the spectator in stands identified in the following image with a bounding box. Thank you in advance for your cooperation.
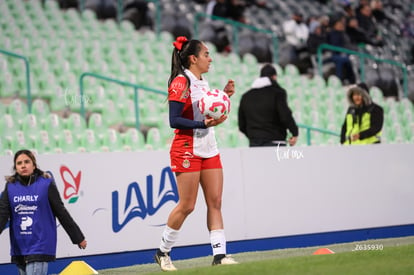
[343,3,356,18]
[206,0,228,19]
[282,10,310,64]
[346,16,383,46]
[0,149,87,275]
[370,0,394,24]
[327,15,357,84]
[56,0,78,9]
[340,83,384,144]
[154,36,237,272]
[238,64,299,147]
[355,0,370,13]
[85,0,116,20]
[123,0,153,30]
[204,0,232,52]
[225,0,268,23]
[307,20,328,54]
[226,0,248,23]
[356,3,384,46]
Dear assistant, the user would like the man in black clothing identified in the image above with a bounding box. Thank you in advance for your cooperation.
[238,64,299,147]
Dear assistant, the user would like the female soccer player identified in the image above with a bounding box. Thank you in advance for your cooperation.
[155,36,237,271]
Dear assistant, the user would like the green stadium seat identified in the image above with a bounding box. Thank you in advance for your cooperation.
[119,20,135,34]
[49,87,71,112]
[327,75,342,89]
[101,99,123,126]
[63,113,87,142]
[57,129,81,153]
[242,53,258,67]
[41,113,63,140]
[34,130,57,154]
[101,128,123,152]
[88,112,107,131]
[2,114,18,140]
[119,99,137,127]
[309,74,326,90]
[64,112,87,131]
[0,71,18,98]
[145,127,165,150]
[121,128,146,151]
[21,113,41,140]
[7,98,28,118]
[10,131,31,153]
[31,98,50,118]
[284,64,300,78]
[140,101,165,127]
[79,129,102,152]
[0,101,7,117]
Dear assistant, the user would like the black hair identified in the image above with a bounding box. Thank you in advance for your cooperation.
[357,82,369,93]
[168,39,203,91]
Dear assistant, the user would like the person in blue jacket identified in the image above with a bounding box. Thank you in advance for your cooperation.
[0,149,87,275]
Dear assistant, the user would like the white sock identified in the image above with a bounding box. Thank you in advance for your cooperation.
[159,225,180,253]
[210,229,226,256]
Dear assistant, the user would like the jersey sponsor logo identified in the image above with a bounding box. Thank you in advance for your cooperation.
[170,77,187,95]
[20,216,33,231]
[13,195,38,202]
[15,204,37,214]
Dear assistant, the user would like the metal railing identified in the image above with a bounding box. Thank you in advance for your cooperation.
[194,13,279,64]
[297,123,339,146]
[0,49,32,113]
[79,72,167,130]
[316,43,409,97]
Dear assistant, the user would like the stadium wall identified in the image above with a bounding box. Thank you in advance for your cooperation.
[0,144,413,273]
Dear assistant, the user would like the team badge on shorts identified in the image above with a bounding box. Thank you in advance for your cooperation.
[182,159,190,168]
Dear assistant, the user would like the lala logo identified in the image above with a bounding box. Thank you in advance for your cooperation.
[60,166,82,204]
[111,167,178,232]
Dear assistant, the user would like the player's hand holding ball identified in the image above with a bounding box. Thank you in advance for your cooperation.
[223,79,235,98]
[204,115,227,127]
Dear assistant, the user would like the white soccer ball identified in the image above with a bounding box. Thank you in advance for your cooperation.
[198,89,231,119]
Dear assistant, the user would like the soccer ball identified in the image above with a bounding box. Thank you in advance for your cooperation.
[198,89,231,119]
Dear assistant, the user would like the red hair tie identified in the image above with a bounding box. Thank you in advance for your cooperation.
[173,36,188,51]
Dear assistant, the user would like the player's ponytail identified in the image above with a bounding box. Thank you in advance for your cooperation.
[168,36,203,90]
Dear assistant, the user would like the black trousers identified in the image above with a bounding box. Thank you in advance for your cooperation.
[249,139,286,147]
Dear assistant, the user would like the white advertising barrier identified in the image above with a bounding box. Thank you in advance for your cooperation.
[0,144,413,264]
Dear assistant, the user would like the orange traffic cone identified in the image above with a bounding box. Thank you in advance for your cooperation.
[313,248,335,255]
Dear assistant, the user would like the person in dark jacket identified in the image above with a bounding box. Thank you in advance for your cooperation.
[307,20,328,54]
[327,15,357,84]
[238,64,299,147]
[356,3,384,46]
[346,16,383,46]
[340,83,384,144]
[0,149,87,275]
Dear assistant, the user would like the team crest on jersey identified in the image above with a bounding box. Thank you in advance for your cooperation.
[183,159,190,168]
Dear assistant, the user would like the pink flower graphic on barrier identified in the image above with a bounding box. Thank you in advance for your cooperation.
[60,165,82,204]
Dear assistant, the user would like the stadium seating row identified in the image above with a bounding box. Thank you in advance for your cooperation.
[0,0,413,156]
